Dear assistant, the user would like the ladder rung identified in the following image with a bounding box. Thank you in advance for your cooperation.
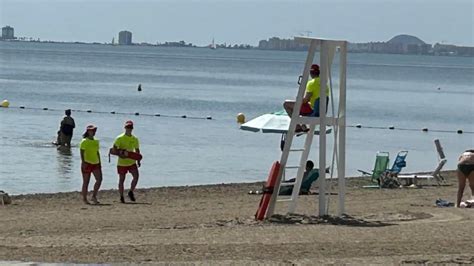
[285,166,300,169]
[277,198,293,202]
[289,148,305,152]
[280,182,295,186]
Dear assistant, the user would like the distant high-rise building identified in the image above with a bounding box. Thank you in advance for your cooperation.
[118,31,132,45]
[2,26,15,40]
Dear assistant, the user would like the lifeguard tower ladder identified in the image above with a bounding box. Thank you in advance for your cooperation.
[266,37,347,218]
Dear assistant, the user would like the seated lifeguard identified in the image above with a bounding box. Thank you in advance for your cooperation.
[280,160,320,195]
[283,64,329,133]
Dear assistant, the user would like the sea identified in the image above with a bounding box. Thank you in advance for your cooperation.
[0,41,473,195]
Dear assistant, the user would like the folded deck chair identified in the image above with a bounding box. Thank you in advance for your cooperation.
[358,151,390,188]
[397,139,446,185]
[279,169,320,195]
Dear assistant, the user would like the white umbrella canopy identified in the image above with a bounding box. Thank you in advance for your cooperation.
[240,110,332,134]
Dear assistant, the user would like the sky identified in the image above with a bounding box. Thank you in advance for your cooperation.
[1,0,473,46]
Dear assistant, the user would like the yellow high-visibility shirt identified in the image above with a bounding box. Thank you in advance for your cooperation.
[80,138,100,164]
[305,77,330,108]
[114,133,140,166]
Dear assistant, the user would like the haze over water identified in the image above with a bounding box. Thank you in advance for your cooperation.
[0,42,473,194]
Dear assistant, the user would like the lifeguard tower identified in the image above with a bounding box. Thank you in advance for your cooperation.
[258,37,348,219]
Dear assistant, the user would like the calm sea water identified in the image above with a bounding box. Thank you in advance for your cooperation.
[1,42,473,195]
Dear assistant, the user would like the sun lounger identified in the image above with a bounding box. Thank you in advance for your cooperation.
[397,139,446,185]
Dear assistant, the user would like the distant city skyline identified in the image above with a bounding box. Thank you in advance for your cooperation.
[1,0,473,46]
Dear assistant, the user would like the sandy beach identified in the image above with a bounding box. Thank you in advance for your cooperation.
[1,170,473,265]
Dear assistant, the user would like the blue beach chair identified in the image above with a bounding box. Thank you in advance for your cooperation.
[387,151,408,176]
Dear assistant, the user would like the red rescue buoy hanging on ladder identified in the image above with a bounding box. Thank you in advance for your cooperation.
[255,161,281,221]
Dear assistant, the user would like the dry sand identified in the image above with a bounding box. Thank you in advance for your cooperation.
[0,170,473,265]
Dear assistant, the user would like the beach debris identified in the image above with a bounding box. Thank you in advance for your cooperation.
[267,213,391,227]
[0,191,12,205]
[380,176,401,188]
[435,198,454,207]
[459,199,473,208]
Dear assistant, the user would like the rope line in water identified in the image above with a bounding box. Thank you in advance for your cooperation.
[5,105,213,120]
[347,125,472,134]
[2,105,472,134]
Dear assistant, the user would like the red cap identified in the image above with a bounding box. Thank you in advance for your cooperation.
[310,64,320,75]
[86,124,97,131]
[124,120,134,128]
[310,64,320,71]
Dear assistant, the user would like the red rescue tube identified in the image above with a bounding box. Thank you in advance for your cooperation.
[109,148,143,162]
[255,161,280,221]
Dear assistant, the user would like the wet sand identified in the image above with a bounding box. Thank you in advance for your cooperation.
[0,170,473,265]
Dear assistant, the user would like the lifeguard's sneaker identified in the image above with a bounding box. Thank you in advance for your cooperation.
[128,191,136,202]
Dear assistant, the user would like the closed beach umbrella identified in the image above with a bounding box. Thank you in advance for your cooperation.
[240,110,331,135]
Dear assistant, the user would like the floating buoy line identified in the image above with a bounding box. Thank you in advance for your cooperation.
[3,105,213,120]
[347,124,472,134]
[2,104,473,134]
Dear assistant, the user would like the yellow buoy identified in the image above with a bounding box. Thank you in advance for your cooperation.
[1,100,10,108]
[237,113,245,124]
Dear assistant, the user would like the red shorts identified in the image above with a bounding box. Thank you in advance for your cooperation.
[117,164,138,175]
[82,163,101,174]
[299,102,313,116]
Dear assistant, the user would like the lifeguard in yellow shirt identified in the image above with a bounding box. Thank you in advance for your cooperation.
[283,64,329,132]
[113,120,141,203]
[79,124,102,204]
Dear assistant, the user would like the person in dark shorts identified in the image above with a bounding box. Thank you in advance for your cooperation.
[456,149,474,207]
[57,109,75,147]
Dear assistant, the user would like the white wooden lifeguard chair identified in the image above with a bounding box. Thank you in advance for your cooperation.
[265,37,348,218]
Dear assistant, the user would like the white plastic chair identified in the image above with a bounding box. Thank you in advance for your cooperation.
[397,139,446,185]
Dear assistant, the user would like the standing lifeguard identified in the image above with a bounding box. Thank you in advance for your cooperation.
[80,125,102,204]
[113,120,141,203]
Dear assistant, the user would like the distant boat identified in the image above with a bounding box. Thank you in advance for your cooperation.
[210,38,217,49]
[111,37,115,45]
